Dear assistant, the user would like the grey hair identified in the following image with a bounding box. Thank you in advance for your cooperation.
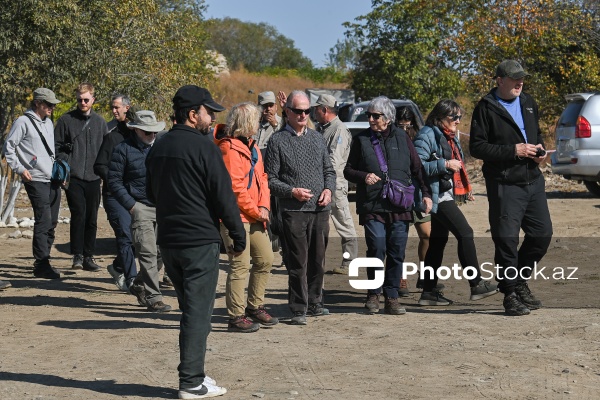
[111,94,131,106]
[367,96,396,123]
[285,90,309,108]
[226,102,261,138]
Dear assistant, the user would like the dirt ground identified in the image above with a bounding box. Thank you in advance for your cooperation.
[1,166,600,400]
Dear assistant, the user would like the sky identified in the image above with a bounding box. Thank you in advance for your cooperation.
[204,0,373,68]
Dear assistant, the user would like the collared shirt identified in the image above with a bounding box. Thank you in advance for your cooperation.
[254,115,282,150]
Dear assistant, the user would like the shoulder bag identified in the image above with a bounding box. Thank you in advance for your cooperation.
[24,114,70,186]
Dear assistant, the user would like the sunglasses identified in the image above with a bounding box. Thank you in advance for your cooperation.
[366,112,384,120]
[449,114,462,121]
[144,131,157,136]
[288,107,311,115]
[43,100,56,108]
[77,98,92,104]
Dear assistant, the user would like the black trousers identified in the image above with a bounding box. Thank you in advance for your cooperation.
[422,199,481,291]
[64,178,101,257]
[485,177,553,293]
[24,181,61,267]
[281,211,330,313]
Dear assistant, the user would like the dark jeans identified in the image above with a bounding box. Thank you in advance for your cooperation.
[422,200,481,292]
[281,211,330,313]
[486,177,553,294]
[363,219,409,299]
[104,194,137,282]
[24,181,61,266]
[161,243,220,390]
[65,178,101,257]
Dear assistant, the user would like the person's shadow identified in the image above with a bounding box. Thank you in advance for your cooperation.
[0,371,174,398]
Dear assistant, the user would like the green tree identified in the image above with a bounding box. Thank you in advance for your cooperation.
[326,38,361,72]
[205,17,313,72]
[345,0,464,111]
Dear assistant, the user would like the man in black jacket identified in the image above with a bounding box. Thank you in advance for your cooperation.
[55,82,108,272]
[470,60,553,316]
[146,85,245,398]
[93,94,137,291]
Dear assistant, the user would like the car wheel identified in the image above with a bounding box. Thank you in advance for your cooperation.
[584,181,600,197]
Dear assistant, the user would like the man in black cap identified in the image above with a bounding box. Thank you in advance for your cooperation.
[145,85,245,399]
[470,60,553,316]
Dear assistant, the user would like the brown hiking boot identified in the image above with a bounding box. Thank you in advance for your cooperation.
[398,279,410,297]
[365,294,380,314]
[246,307,279,326]
[384,297,406,315]
[228,315,260,333]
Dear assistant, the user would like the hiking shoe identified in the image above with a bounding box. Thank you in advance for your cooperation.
[290,311,307,325]
[384,297,406,315]
[416,278,445,291]
[331,265,348,275]
[33,267,61,280]
[307,303,330,316]
[228,315,260,333]
[107,264,127,292]
[0,280,11,290]
[178,381,227,399]
[246,307,279,326]
[418,290,453,306]
[398,279,410,297]
[470,280,500,301]
[365,294,380,313]
[147,301,172,313]
[72,254,84,270]
[160,274,174,288]
[129,282,148,306]
[503,292,531,316]
[515,282,542,310]
[82,257,101,272]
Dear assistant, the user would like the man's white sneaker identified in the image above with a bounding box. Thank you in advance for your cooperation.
[178,381,226,399]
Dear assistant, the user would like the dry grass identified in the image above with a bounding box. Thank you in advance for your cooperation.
[210,69,348,123]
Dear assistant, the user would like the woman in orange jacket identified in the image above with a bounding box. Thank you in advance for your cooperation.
[215,102,277,333]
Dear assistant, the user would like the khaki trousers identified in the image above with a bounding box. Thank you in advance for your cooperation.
[220,222,274,318]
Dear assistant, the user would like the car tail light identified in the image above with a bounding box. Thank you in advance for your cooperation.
[575,116,591,138]
[571,157,578,164]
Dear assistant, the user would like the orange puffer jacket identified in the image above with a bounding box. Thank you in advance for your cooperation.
[215,135,270,224]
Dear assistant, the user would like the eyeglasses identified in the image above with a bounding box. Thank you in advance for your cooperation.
[77,98,92,104]
[288,107,311,115]
[43,100,56,108]
[448,114,462,121]
[144,131,157,136]
[398,123,412,130]
[366,112,384,120]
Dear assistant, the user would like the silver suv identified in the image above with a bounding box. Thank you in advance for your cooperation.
[551,92,600,196]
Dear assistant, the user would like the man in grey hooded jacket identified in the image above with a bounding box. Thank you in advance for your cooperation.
[3,88,63,279]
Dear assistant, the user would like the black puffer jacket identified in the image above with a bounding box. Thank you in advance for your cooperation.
[108,136,152,210]
[94,121,131,194]
[470,88,544,185]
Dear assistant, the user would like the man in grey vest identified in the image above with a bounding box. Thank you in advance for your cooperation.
[254,91,283,153]
[314,94,358,274]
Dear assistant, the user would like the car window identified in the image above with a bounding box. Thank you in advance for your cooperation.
[558,101,584,127]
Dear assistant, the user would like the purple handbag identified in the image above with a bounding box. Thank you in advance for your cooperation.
[369,132,415,209]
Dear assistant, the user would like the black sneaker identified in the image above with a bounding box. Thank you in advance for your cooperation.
[365,294,380,313]
[418,290,453,306]
[503,292,531,316]
[228,315,260,333]
[72,254,84,270]
[33,266,61,279]
[82,257,101,272]
[307,303,330,316]
[290,311,307,325]
[470,280,500,300]
[129,282,148,306]
[515,282,542,310]
[384,297,406,315]
[147,301,172,313]
[246,307,279,326]
[178,381,227,399]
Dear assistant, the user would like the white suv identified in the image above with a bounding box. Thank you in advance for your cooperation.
[551,92,600,196]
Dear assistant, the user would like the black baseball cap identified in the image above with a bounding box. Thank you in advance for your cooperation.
[172,85,225,112]
[493,60,530,79]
